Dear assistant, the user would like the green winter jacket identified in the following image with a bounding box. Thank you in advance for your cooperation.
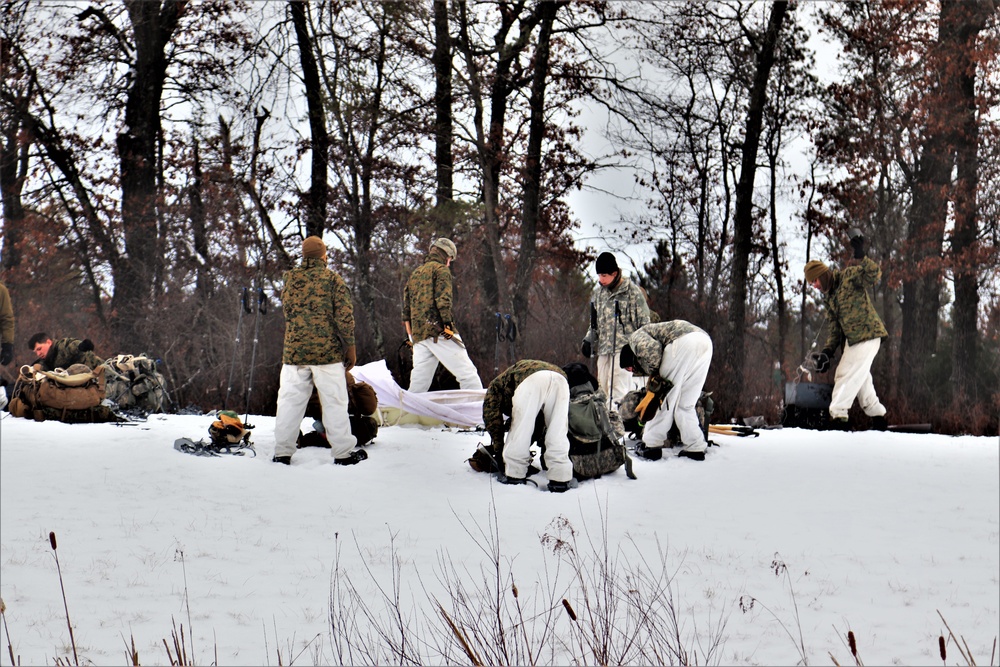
[281,258,356,366]
[37,338,103,372]
[0,282,13,346]
[822,256,888,353]
[584,275,650,355]
[628,321,705,378]
[402,247,456,343]
[483,360,566,447]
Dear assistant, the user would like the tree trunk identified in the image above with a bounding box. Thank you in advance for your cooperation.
[290,0,329,238]
[948,0,994,404]
[113,0,185,348]
[899,0,993,410]
[724,0,788,413]
[433,0,453,208]
[512,1,563,333]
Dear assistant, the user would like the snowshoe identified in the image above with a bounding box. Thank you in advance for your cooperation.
[174,437,256,457]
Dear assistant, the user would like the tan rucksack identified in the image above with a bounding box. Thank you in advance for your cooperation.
[9,364,106,420]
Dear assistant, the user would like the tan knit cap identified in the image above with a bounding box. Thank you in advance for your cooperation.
[302,236,326,259]
[804,260,830,283]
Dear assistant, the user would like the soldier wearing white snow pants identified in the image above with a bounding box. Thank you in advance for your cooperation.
[402,237,483,393]
[620,321,713,461]
[272,236,366,466]
[483,360,573,491]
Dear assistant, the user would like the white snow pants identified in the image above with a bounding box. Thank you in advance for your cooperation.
[828,338,886,420]
[409,336,483,393]
[642,331,713,453]
[596,349,640,410]
[502,370,573,483]
[274,363,356,459]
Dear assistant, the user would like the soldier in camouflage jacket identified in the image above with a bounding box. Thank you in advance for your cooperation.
[28,333,102,372]
[804,231,888,429]
[273,236,367,466]
[402,238,483,393]
[581,252,650,409]
[619,320,713,461]
[483,359,573,490]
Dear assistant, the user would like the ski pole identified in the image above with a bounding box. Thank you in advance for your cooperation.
[505,314,517,364]
[243,286,267,425]
[609,300,619,405]
[494,312,503,374]
[589,302,598,376]
[224,287,251,410]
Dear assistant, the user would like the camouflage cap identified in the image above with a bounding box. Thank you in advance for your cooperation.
[432,237,457,260]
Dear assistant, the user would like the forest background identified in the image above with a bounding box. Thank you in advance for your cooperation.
[1,0,998,435]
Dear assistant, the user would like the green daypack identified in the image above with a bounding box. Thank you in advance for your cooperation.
[566,383,634,481]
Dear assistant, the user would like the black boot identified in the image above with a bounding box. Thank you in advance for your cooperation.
[334,450,368,466]
[273,455,292,465]
[634,442,663,460]
[676,449,705,462]
[498,473,528,485]
[547,479,573,493]
[827,417,850,431]
[871,415,888,431]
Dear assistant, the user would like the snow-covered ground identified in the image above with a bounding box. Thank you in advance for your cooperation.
[1,411,997,666]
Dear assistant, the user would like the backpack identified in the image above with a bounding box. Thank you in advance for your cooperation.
[566,381,635,481]
[103,354,168,415]
[8,363,118,423]
[174,410,255,457]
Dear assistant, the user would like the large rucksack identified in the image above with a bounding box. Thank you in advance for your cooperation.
[8,363,119,423]
[103,354,168,415]
[566,380,635,481]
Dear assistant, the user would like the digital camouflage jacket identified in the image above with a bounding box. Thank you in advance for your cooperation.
[822,256,888,353]
[281,258,356,366]
[584,276,650,355]
[483,360,566,447]
[37,338,103,372]
[402,248,457,343]
[628,321,705,378]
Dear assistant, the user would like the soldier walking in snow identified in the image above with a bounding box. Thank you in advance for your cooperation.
[273,236,367,466]
[580,252,650,409]
[402,238,483,393]
[804,230,888,431]
[619,320,713,461]
[483,359,574,492]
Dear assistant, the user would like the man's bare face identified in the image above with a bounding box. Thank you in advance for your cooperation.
[33,339,53,359]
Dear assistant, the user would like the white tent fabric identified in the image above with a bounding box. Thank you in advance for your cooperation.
[350,360,485,428]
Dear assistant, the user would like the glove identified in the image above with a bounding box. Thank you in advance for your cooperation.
[581,340,592,358]
[812,350,832,373]
[344,345,356,372]
[442,324,454,340]
[635,390,658,422]
[850,235,865,259]
[0,342,13,366]
[79,339,94,352]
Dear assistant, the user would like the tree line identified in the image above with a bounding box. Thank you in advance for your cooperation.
[1,1,997,434]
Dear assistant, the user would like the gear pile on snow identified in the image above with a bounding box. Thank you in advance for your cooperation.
[174,410,255,457]
[103,354,169,416]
